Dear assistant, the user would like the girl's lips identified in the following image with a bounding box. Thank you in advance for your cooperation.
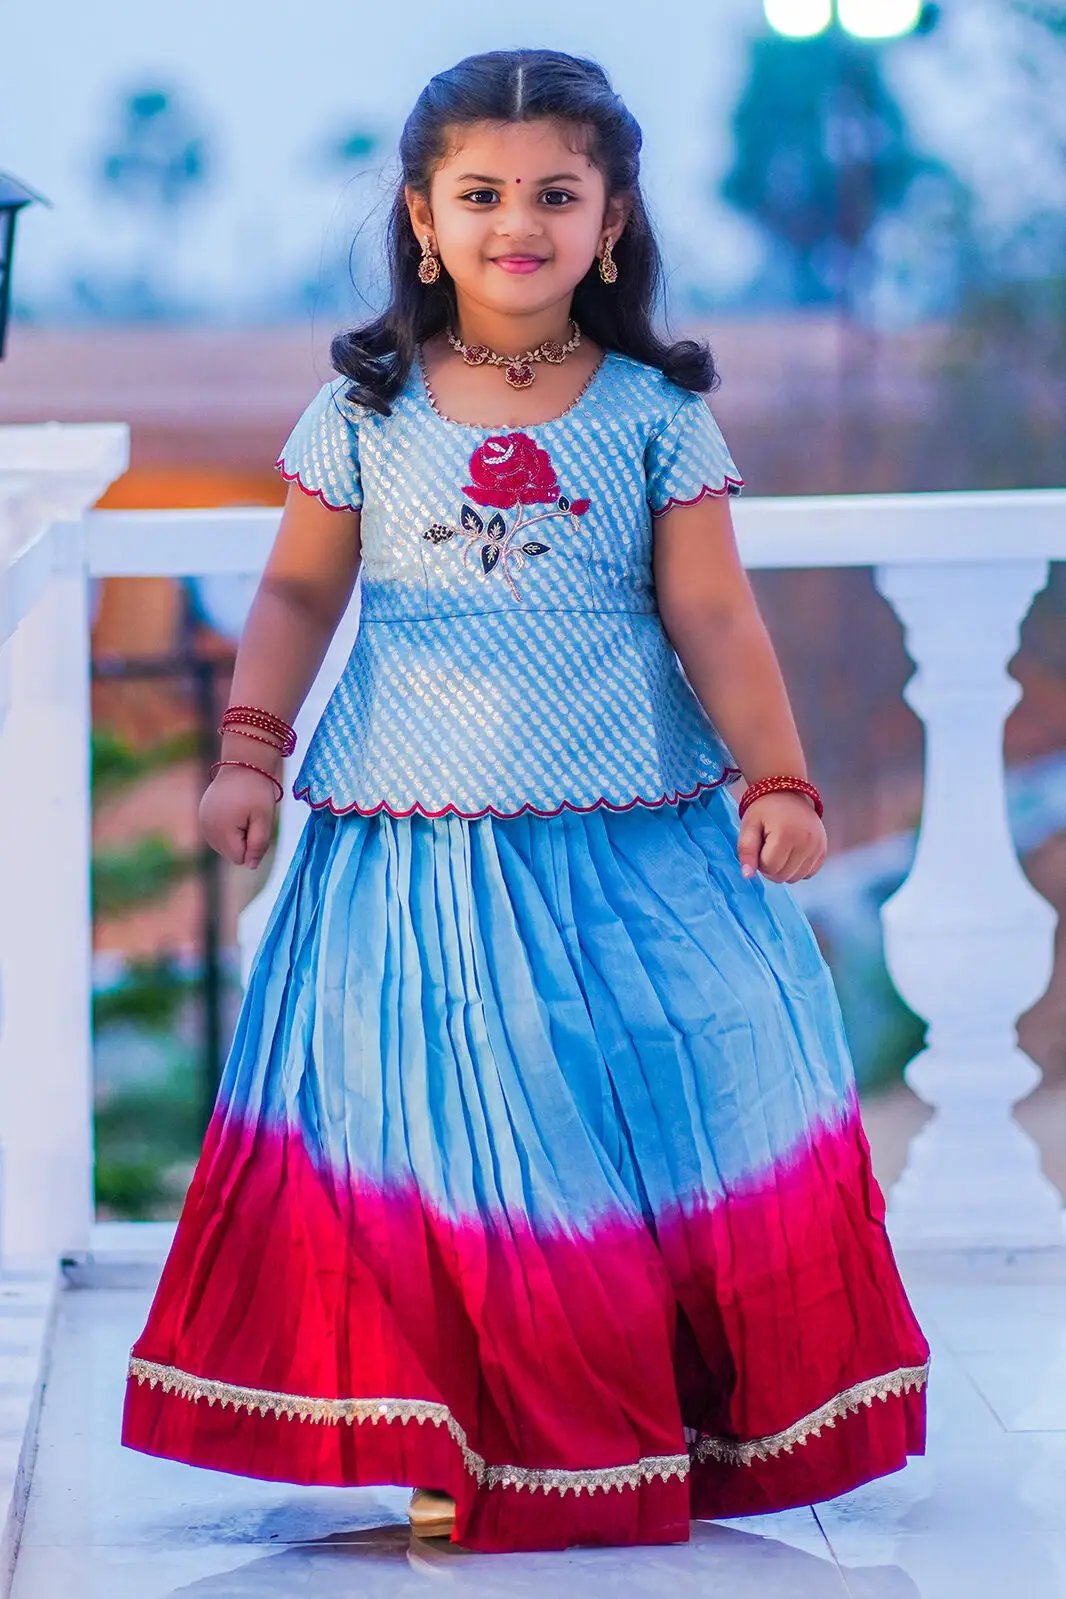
[492,257,546,274]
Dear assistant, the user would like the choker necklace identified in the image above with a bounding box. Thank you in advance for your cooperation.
[445,318,582,389]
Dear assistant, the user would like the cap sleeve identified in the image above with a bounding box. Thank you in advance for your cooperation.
[274,378,363,512]
[645,390,743,516]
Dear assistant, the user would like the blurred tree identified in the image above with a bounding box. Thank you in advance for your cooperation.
[78,84,212,318]
[723,31,960,310]
[294,120,384,320]
[100,87,210,210]
[1010,1,1066,34]
[930,2,1066,488]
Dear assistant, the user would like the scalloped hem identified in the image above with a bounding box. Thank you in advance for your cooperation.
[274,456,362,514]
[291,770,745,822]
[650,477,744,516]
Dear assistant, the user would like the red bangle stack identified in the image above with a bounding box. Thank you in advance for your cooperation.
[210,704,299,806]
[738,775,823,821]
[218,704,297,757]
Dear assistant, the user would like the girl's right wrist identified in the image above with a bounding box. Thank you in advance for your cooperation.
[219,729,286,771]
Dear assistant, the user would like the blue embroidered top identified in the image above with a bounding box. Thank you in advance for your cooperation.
[274,346,745,820]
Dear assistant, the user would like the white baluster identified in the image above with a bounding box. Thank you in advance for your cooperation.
[875,560,1065,1249]
[0,426,127,1263]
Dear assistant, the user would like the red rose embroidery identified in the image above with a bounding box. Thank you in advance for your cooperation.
[424,432,591,602]
[463,433,560,509]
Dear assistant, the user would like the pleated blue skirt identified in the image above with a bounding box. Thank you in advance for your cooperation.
[124,783,930,1552]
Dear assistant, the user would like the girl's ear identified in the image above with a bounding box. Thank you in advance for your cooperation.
[404,183,433,237]
[604,193,630,242]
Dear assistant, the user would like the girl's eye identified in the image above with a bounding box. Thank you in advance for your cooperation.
[459,189,577,207]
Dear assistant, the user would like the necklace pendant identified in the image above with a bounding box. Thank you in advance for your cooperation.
[541,340,566,363]
[505,360,535,388]
[461,343,491,367]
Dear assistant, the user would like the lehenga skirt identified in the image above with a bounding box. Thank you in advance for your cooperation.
[122,782,930,1554]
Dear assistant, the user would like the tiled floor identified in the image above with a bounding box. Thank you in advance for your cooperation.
[10,1263,1066,1598]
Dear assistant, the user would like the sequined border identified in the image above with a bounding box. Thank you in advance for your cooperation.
[127,1353,929,1493]
[689,1359,931,1467]
[127,1355,687,1496]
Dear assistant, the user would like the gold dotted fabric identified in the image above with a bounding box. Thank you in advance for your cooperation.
[274,352,746,820]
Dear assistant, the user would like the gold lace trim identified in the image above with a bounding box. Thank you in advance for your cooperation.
[127,1356,688,1496]
[128,1352,929,1490]
[689,1359,931,1468]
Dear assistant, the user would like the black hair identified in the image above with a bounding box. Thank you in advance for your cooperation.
[329,47,721,415]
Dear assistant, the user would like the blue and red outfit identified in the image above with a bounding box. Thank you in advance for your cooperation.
[122,348,929,1553]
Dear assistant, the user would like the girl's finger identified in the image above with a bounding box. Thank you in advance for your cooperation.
[770,842,805,881]
[244,810,273,871]
[737,820,765,879]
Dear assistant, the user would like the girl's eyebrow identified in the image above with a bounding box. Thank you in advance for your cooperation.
[454,171,585,184]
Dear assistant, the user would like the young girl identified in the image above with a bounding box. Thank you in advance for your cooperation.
[122,47,930,1556]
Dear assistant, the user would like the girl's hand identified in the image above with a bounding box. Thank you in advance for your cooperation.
[737,790,827,884]
[199,765,279,870]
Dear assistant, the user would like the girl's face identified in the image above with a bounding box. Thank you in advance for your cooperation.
[406,118,627,320]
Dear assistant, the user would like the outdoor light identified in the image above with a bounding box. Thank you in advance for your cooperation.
[837,0,923,37]
[0,173,50,361]
[764,0,930,38]
[764,0,833,37]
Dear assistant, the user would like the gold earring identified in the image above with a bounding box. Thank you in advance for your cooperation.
[418,235,441,284]
[598,237,618,284]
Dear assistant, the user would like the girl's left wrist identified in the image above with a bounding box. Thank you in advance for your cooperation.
[738,774,823,821]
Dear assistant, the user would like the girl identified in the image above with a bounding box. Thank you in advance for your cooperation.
[122,47,930,1556]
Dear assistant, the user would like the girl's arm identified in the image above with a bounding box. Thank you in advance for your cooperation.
[651,494,808,786]
[654,496,826,881]
[217,483,362,781]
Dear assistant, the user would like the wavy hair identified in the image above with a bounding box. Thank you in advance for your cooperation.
[330,48,720,415]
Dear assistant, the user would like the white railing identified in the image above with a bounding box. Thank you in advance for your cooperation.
[2,422,1064,1263]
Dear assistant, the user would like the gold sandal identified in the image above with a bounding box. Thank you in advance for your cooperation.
[407,1487,457,1539]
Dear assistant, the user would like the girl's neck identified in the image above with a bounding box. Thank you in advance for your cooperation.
[449,304,575,355]
[419,329,605,429]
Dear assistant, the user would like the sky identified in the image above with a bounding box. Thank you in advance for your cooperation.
[2,0,1058,323]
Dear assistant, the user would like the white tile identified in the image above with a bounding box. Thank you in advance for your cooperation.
[811,1526,1066,1599]
[9,1530,852,1599]
[955,1348,1066,1431]
[10,1539,405,1599]
[403,1520,850,1596]
[910,1284,1066,1356]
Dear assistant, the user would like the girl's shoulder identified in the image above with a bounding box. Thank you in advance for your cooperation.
[602,354,744,504]
[597,350,712,435]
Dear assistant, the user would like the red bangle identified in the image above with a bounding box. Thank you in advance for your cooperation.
[215,725,292,754]
[221,705,296,734]
[220,705,296,757]
[738,775,823,821]
[209,759,285,805]
[216,724,292,755]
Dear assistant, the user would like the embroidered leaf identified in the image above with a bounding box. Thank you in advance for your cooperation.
[486,512,507,541]
[422,522,457,544]
[522,541,551,556]
[558,494,571,512]
[460,504,484,534]
[481,543,501,573]
[570,498,591,516]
